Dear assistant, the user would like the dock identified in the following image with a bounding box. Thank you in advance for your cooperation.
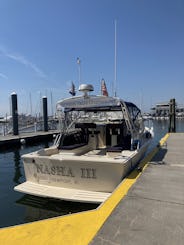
[0,130,60,149]
[90,133,184,244]
[0,133,184,244]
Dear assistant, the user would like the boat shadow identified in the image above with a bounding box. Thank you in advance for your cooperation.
[127,146,168,180]
[149,147,168,165]
[16,194,99,224]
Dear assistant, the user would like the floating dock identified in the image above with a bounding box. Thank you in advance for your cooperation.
[0,133,184,244]
[0,130,60,149]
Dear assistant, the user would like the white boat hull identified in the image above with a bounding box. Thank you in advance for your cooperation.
[15,141,149,203]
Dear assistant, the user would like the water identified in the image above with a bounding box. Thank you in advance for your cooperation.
[0,120,183,228]
[0,142,98,228]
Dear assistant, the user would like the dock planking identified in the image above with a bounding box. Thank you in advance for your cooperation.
[0,130,60,149]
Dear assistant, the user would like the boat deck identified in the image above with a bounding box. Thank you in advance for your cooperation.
[84,148,107,156]
[14,181,111,203]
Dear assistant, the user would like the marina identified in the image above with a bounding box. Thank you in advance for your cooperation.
[0,119,182,228]
[0,90,183,244]
[0,129,184,244]
[0,1,184,244]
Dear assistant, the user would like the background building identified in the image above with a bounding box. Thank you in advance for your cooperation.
[151,102,184,118]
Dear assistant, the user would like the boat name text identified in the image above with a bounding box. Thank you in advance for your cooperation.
[35,164,97,179]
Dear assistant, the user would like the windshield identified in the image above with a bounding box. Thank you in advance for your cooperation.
[57,100,144,135]
[61,110,124,131]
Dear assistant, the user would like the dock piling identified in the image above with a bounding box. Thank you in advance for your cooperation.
[11,92,19,135]
[42,96,48,132]
[168,98,176,132]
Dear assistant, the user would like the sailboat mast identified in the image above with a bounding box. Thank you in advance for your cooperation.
[50,90,53,117]
[29,92,32,115]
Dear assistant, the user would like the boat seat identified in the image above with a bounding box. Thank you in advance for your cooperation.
[107,145,123,152]
[61,142,87,150]
[59,130,88,149]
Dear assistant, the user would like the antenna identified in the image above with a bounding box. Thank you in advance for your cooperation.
[114,19,117,97]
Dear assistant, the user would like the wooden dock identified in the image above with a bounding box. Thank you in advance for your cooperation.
[0,130,60,149]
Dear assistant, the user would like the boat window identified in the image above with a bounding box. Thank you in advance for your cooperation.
[125,102,141,121]
[61,110,124,129]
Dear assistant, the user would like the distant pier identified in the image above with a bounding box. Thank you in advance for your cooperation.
[0,93,60,149]
[0,133,184,244]
[0,130,59,149]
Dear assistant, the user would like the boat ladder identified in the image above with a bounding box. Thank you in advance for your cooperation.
[54,133,62,146]
[121,102,136,135]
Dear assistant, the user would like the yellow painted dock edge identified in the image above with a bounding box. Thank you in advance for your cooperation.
[0,133,170,245]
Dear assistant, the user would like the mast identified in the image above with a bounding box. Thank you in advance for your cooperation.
[50,90,53,117]
[113,19,117,97]
[29,92,32,115]
[39,91,42,119]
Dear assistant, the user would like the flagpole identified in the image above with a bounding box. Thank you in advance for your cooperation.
[77,57,81,89]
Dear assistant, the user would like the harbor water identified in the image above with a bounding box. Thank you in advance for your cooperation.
[0,119,184,228]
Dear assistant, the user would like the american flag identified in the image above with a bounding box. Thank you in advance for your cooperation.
[101,79,108,96]
[69,82,76,96]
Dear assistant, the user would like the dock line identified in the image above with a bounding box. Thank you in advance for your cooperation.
[0,133,170,245]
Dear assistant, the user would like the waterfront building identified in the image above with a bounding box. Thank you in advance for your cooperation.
[151,101,184,119]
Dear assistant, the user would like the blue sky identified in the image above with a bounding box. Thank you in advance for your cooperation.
[0,0,184,116]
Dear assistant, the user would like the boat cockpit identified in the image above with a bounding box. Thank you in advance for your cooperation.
[54,91,146,157]
[56,114,133,156]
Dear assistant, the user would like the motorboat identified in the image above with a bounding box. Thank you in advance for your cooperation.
[15,84,153,203]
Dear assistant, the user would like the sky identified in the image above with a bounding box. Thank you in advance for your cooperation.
[0,0,184,116]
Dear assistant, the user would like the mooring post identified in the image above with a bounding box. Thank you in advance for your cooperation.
[169,98,176,133]
[11,92,19,135]
[42,96,48,132]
